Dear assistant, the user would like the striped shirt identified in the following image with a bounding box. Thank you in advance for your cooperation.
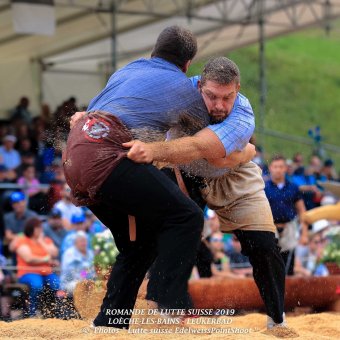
[190,75,255,155]
[178,76,255,178]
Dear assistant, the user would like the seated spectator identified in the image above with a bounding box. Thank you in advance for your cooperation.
[40,159,63,184]
[194,209,222,279]
[17,164,48,213]
[54,184,83,229]
[83,208,105,235]
[227,235,253,277]
[203,208,221,238]
[10,217,59,317]
[10,97,32,125]
[60,231,95,295]
[295,231,329,277]
[308,155,326,181]
[60,213,89,257]
[322,159,338,181]
[209,232,244,279]
[0,122,9,143]
[40,103,52,127]
[292,153,304,174]
[0,135,21,172]
[43,208,67,258]
[16,152,37,178]
[4,192,37,245]
[0,165,13,184]
[292,166,322,210]
[46,164,65,210]
[285,159,295,182]
[17,164,41,197]
[0,255,11,321]
[15,122,31,147]
[18,138,34,157]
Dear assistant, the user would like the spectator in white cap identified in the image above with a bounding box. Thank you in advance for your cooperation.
[60,230,94,295]
[60,212,89,257]
[0,135,21,171]
[295,227,329,277]
[53,183,83,229]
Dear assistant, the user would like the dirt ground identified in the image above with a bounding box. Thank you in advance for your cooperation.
[1,281,339,339]
[1,302,339,340]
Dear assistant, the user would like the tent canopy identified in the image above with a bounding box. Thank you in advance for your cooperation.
[1,0,339,114]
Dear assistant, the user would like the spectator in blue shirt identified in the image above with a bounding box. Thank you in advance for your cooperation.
[0,135,21,171]
[4,191,37,245]
[265,155,308,275]
[292,167,322,210]
[291,155,327,210]
[321,159,338,181]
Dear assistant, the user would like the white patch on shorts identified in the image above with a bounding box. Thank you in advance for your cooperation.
[82,118,110,141]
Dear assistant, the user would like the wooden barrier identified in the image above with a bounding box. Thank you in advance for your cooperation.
[189,276,340,310]
[74,276,340,320]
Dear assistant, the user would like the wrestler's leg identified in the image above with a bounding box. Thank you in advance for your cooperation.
[93,159,203,321]
[88,206,158,328]
[234,230,285,324]
[146,168,209,305]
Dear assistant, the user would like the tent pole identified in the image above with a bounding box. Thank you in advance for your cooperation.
[111,0,117,73]
[258,0,266,149]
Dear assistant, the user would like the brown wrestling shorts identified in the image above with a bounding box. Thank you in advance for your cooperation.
[63,110,132,206]
[201,162,276,233]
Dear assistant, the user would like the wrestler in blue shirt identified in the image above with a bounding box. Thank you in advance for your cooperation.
[88,57,209,139]
[88,58,254,165]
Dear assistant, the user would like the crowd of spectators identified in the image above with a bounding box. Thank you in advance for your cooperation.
[0,96,339,321]
[195,147,339,282]
[0,96,100,320]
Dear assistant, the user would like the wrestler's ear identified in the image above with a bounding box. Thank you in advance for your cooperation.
[182,60,191,73]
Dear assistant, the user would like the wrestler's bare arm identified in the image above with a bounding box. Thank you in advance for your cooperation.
[206,145,255,168]
[70,111,255,167]
[123,128,255,167]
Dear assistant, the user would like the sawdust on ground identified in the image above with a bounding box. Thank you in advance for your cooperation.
[1,298,339,340]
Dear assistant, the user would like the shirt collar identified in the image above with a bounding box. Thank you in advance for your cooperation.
[270,179,287,189]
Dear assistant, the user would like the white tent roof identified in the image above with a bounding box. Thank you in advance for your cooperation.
[1,0,340,113]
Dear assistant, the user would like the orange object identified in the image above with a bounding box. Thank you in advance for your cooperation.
[128,215,136,241]
[16,236,53,278]
[189,276,340,310]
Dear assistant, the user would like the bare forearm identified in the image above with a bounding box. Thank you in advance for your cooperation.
[124,128,226,164]
[151,137,211,164]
